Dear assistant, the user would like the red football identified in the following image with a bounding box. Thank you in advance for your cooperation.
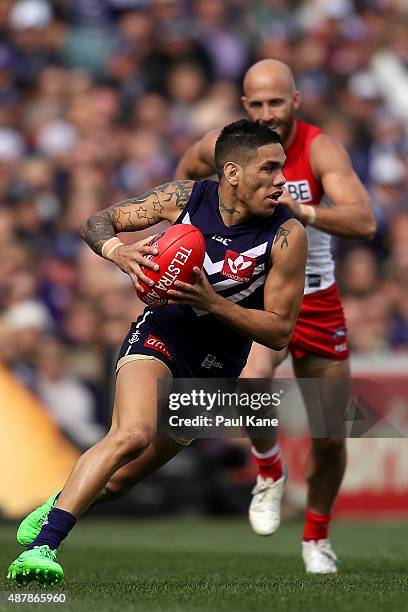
[136,224,206,306]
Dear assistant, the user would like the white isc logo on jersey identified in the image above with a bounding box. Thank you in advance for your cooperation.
[201,354,224,369]
[286,180,312,202]
[211,234,232,246]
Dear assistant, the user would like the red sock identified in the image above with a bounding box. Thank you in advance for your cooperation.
[303,509,332,541]
[252,445,284,481]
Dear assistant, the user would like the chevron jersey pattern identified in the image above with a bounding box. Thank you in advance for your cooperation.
[139,180,293,375]
[177,180,292,311]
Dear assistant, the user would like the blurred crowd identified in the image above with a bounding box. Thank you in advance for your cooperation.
[0,0,407,444]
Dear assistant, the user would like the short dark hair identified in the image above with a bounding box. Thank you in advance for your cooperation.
[214,119,282,178]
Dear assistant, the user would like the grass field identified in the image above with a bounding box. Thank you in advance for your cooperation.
[0,517,407,612]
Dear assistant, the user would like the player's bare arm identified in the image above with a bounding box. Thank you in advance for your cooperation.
[168,219,307,350]
[278,134,376,239]
[80,180,195,253]
[175,130,219,179]
[80,180,194,291]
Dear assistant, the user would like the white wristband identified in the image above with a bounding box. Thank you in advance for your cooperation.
[299,204,317,226]
[102,237,124,260]
[106,241,124,260]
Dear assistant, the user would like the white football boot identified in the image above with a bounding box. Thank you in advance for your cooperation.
[248,467,288,536]
[302,539,338,574]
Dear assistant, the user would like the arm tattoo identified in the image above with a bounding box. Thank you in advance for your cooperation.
[80,180,194,257]
[118,180,193,211]
[80,213,118,256]
[275,226,290,250]
[167,181,194,209]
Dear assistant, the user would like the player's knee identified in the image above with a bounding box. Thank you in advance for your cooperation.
[242,355,278,378]
[110,429,150,462]
[312,437,346,461]
[242,361,276,378]
[243,347,287,378]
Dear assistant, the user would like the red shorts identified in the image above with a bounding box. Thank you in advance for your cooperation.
[289,283,349,361]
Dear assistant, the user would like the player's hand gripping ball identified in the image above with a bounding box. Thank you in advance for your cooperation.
[136,224,206,305]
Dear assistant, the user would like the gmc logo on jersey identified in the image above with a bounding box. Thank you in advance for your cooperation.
[286,180,312,202]
[143,335,173,360]
[221,250,256,282]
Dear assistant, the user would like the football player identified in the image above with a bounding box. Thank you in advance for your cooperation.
[175,59,376,573]
[7,120,307,585]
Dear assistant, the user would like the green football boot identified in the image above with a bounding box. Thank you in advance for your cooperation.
[7,545,63,586]
[17,491,61,547]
